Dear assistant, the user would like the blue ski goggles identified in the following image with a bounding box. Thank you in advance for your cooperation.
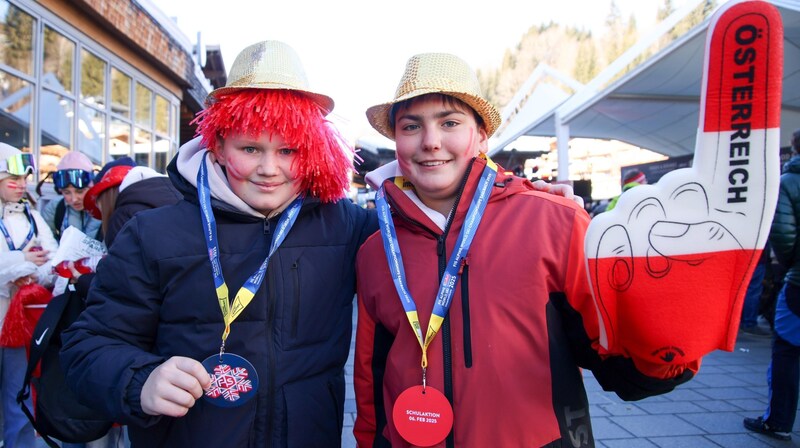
[53,168,92,190]
[0,153,35,176]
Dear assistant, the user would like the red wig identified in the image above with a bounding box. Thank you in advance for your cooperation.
[192,89,352,203]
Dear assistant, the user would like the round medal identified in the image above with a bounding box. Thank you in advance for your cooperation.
[202,353,259,407]
[392,385,454,447]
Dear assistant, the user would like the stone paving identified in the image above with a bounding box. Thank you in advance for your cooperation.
[342,314,799,448]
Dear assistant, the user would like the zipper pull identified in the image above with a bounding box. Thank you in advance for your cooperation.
[437,235,445,257]
[263,219,271,234]
[458,258,467,275]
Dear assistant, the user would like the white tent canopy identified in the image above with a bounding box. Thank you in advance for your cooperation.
[493,0,800,179]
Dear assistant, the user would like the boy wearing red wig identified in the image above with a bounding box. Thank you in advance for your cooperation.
[61,41,377,447]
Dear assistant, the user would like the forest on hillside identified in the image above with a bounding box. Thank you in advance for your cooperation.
[478,0,718,112]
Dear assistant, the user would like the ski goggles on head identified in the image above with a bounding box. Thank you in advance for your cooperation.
[0,153,35,176]
[53,168,92,190]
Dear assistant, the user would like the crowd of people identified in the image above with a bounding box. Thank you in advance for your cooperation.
[0,37,791,447]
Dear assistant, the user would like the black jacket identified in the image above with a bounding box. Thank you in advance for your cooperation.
[61,153,377,447]
[771,155,800,286]
[104,176,181,247]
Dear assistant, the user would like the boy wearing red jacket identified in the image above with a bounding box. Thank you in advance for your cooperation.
[353,53,697,448]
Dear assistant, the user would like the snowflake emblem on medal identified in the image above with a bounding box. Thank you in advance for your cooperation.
[202,353,259,407]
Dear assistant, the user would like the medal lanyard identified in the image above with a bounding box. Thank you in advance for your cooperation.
[197,152,303,354]
[60,208,89,234]
[376,155,497,375]
[0,203,35,251]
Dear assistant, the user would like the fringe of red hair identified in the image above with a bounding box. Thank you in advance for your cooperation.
[191,89,353,203]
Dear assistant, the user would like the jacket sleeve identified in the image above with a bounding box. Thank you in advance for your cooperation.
[353,256,392,448]
[40,198,59,236]
[770,177,797,268]
[557,207,695,400]
[353,292,378,447]
[60,216,166,426]
[31,210,58,287]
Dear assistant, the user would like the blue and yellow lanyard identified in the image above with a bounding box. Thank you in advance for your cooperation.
[197,152,303,353]
[376,155,497,380]
[60,207,91,235]
[0,203,35,250]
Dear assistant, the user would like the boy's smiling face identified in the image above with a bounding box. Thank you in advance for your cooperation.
[393,94,488,215]
[215,131,300,217]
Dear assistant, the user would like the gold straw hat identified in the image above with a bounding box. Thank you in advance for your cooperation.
[366,53,501,140]
[209,40,334,114]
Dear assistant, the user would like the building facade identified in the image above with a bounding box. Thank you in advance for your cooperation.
[0,0,223,194]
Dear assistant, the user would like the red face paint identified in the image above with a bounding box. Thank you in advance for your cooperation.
[223,156,248,183]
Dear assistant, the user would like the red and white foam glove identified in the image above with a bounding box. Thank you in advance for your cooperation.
[585,0,783,368]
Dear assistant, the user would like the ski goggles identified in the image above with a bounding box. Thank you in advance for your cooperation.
[53,168,92,190]
[0,153,35,176]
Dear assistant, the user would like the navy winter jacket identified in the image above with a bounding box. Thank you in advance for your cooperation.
[61,150,377,447]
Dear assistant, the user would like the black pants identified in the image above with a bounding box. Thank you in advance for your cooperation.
[765,283,800,431]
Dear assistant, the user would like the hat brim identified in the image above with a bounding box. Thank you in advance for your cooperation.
[366,89,501,140]
[209,84,335,116]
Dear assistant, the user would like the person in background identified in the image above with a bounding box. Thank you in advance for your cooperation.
[60,40,376,447]
[80,157,136,244]
[354,53,696,447]
[103,166,181,248]
[40,151,101,241]
[744,129,800,441]
[740,244,772,337]
[605,169,647,212]
[0,142,57,447]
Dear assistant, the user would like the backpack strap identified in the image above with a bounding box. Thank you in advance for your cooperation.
[54,199,66,240]
[17,289,72,448]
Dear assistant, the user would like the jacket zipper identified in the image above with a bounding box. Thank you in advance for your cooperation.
[439,161,475,448]
[460,259,472,368]
[265,218,276,443]
[291,261,300,338]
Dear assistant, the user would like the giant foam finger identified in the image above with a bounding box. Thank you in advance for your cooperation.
[585,0,782,366]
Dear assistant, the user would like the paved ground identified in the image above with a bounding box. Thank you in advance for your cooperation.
[342,315,799,448]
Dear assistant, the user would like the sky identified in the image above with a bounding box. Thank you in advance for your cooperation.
[155,0,703,145]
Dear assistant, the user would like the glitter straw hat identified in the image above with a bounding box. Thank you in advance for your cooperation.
[208,40,334,115]
[366,53,502,140]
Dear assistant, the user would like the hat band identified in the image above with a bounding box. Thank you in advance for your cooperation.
[0,153,35,176]
[53,169,92,189]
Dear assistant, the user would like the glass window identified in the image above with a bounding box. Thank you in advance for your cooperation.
[39,89,72,149]
[155,135,169,173]
[110,117,130,160]
[78,104,104,164]
[134,127,151,166]
[135,82,151,126]
[0,1,35,76]
[81,49,106,109]
[172,103,179,140]
[155,94,168,135]
[0,69,32,150]
[110,67,130,118]
[39,89,73,178]
[42,26,74,94]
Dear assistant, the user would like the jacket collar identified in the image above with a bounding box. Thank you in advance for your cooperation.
[375,157,524,234]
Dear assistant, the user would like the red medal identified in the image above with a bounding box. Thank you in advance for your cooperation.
[393,385,453,447]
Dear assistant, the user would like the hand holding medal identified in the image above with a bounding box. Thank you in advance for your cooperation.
[140,356,212,417]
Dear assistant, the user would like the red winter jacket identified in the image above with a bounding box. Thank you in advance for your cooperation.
[354,157,694,448]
